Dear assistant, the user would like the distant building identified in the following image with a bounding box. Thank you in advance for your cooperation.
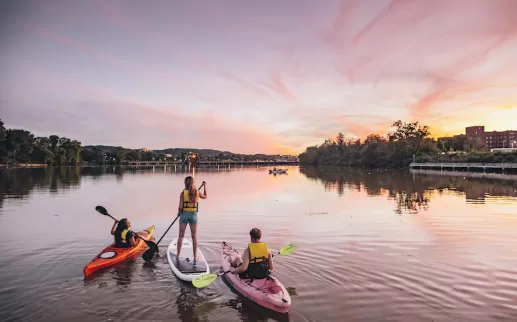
[141,148,153,152]
[465,126,485,138]
[440,126,517,150]
[485,130,517,149]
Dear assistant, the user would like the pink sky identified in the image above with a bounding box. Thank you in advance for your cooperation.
[1,0,516,154]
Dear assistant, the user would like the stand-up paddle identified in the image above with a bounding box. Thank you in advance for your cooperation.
[142,182,206,262]
[192,243,297,288]
[95,206,155,248]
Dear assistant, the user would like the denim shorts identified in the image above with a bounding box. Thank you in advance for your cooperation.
[180,211,198,225]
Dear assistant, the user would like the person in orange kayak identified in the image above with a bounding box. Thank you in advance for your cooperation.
[229,228,275,279]
[176,176,207,261]
[111,218,139,248]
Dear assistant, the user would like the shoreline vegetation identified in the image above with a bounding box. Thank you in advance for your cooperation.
[0,119,295,167]
[299,120,517,168]
[2,118,516,169]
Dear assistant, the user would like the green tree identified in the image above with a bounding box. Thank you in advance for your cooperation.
[32,137,55,164]
[0,119,6,141]
[389,120,431,157]
[0,119,6,162]
[125,150,142,161]
[5,129,35,163]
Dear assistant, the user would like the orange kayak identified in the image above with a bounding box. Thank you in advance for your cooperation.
[83,225,155,276]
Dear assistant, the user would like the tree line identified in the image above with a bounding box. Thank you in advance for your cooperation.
[299,120,437,168]
[299,120,517,168]
[0,119,295,166]
[0,119,81,165]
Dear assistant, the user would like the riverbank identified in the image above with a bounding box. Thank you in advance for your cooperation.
[300,150,517,170]
[0,163,48,168]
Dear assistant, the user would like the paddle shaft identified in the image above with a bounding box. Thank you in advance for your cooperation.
[154,215,179,246]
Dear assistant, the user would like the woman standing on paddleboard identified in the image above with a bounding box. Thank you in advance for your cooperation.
[177,176,207,262]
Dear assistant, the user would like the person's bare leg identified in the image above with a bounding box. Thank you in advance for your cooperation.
[230,255,243,268]
[190,223,198,260]
[177,223,187,257]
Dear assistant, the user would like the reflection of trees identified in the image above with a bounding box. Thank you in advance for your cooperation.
[0,167,82,208]
[300,166,517,213]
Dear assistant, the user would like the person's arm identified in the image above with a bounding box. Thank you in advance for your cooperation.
[178,192,183,216]
[268,250,274,271]
[127,231,138,247]
[199,181,207,199]
[231,249,249,274]
[110,220,119,235]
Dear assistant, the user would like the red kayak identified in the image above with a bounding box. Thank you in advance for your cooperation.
[221,241,291,313]
[84,225,155,276]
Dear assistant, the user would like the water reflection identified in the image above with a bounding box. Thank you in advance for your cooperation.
[175,286,219,322]
[220,297,291,322]
[300,167,517,213]
[0,167,82,208]
[0,165,283,209]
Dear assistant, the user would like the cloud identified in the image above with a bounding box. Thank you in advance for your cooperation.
[4,0,517,154]
[262,70,297,100]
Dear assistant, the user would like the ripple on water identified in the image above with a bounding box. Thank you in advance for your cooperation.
[2,167,517,321]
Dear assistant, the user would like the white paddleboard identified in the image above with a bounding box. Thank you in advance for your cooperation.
[167,237,210,281]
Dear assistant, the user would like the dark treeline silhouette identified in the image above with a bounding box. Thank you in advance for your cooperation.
[299,120,437,168]
[0,119,81,166]
[298,120,517,168]
[300,166,517,214]
[0,119,292,166]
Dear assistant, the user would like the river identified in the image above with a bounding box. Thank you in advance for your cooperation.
[1,165,516,321]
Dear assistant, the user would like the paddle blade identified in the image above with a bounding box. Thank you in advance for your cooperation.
[192,273,218,288]
[95,206,108,215]
[279,243,296,255]
[142,245,157,261]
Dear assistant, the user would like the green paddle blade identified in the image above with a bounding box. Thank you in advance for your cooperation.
[192,273,218,288]
[279,243,296,255]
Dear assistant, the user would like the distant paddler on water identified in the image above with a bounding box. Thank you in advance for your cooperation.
[269,167,287,174]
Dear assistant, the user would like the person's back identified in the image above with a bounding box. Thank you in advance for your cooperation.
[229,228,274,279]
[247,238,270,279]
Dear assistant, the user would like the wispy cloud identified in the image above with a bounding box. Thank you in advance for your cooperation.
[2,0,517,153]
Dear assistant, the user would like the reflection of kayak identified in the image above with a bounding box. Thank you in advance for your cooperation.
[269,169,287,174]
[167,237,210,281]
[83,225,155,277]
[221,241,291,313]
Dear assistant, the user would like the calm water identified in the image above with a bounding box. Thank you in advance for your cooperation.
[1,165,517,322]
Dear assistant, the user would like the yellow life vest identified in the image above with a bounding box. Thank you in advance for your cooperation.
[120,228,130,243]
[183,189,199,212]
[248,242,269,263]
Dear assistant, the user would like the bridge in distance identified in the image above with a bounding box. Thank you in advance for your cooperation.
[125,160,299,166]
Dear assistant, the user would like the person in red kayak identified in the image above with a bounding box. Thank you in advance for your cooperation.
[111,218,139,248]
[176,176,207,261]
[229,228,275,279]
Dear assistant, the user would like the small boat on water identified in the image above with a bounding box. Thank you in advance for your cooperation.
[269,169,287,174]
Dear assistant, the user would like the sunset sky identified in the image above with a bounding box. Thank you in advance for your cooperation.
[1,0,516,154]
